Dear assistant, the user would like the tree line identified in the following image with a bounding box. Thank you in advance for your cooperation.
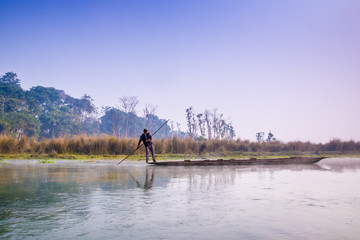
[0,72,170,139]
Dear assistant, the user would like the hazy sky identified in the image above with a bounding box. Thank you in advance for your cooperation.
[1,0,359,143]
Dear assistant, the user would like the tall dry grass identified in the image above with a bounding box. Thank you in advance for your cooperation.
[0,135,360,155]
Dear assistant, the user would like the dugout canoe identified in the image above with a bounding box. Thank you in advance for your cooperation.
[148,157,326,166]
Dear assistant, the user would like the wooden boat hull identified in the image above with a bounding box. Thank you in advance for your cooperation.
[148,157,326,166]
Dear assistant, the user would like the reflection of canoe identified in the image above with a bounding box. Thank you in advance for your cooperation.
[148,157,326,166]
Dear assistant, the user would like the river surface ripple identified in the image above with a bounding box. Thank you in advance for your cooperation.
[0,158,360,240]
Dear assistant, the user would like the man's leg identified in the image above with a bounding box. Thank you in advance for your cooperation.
[145,146,149,163]
[149,145,156,162]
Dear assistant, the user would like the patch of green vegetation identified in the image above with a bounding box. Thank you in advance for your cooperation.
[0,153,126,160]
[38,159,56,164]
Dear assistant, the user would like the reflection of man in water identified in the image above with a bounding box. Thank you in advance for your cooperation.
[125,166,155,190]
[138,128,156,163]
[144,167,155,190]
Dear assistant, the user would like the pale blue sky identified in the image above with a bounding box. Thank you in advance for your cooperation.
[1,0,359,142]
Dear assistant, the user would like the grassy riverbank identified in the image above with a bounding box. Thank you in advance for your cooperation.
[1,135,360,161]
[1,151,359,161]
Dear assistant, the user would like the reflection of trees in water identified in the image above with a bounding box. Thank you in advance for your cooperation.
[177,164,329,191]
[249,164,327,180]
[0,164,163,237]
[0,167,91,237]
[0,163,328,192]
[0,163,169,193]
[187,167,237,191]
[0,167,82,201]
[0,163,333,202]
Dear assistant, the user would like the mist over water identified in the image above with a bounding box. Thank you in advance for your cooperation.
[1,158,360,239]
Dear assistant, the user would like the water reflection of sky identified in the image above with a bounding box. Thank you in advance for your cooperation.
[0,158,360,239]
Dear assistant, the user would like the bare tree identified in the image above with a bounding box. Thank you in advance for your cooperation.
[266,131,274,142]
[256,132,265,143]
[143,104,150,129]
[116,114,121,137]
[119,96,139,137]
[192,113,198,137]
[143,104,157,129]
[212,109,221,139]
[129,97,139,137]
[223,121,235,139]
[169,121,175,137]
[186,107,197,138]
[204,110,212,140]
[197,113,206,138]
[227,123,236,139]
[219,118,226,139]
[176,122,181,137]
[108,107,116,136]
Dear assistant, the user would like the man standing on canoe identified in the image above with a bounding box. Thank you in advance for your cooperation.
[138,128,156,163]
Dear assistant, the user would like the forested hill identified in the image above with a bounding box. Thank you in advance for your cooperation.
[0,72,170,139]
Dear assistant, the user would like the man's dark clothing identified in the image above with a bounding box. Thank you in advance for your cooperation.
[138,133,153,147]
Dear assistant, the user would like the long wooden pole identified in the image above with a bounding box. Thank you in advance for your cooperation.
[117,119,169,165]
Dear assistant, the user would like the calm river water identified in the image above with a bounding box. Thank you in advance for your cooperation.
[1,158,360,240]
